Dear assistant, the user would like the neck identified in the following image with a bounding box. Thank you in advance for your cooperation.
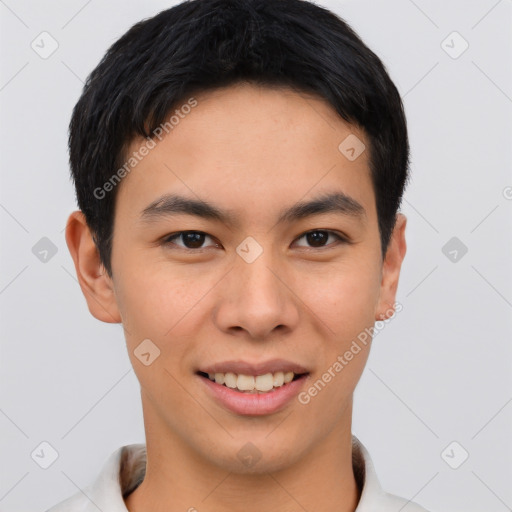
[124,400,361,512]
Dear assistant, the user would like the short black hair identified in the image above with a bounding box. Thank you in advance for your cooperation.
[69,0,410,277]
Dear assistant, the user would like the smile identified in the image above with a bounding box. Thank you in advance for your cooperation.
[198,370,306,393]
[196,370,310,416]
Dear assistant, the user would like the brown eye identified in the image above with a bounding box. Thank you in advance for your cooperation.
[294,230,346,248]
[163,231,218,250]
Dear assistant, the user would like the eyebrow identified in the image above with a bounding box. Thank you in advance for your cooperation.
[139,191,366,227]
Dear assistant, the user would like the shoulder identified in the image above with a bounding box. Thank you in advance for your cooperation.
[45,444,146,512]
[45,491,89,512]
[373,490,432,511]
[352,436,433,512]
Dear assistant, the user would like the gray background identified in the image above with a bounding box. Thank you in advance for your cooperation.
[1,0,511,511]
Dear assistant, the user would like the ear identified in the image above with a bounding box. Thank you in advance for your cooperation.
[375,213,407,321]
[65,210,122,323]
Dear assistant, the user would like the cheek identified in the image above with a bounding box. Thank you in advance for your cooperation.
[297,271,375,420]
[114,262,217,351]
[293,256,381,341]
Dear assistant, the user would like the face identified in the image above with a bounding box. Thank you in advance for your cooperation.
[67,82,406,475]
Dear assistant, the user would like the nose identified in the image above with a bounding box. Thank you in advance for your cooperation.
[213,251,300,341]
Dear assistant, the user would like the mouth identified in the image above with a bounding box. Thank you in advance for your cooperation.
[196,370,309,394]
[197,369,310,415]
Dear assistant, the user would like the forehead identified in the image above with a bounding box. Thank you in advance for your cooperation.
[115,83,376,227]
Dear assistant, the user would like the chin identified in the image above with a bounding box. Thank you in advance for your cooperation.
[198,435,305,475]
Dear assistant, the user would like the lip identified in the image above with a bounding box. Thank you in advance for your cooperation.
[198,372,310,416]
[198,358,310,376]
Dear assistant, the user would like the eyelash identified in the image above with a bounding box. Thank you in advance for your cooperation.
[161,229,350,252]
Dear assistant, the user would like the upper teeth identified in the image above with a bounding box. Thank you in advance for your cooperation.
[206,371,295,392]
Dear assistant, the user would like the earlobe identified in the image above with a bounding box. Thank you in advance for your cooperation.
[374,213,407,322]
[65,210,122,324]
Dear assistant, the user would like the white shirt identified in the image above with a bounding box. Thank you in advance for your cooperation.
[46,437,430,511]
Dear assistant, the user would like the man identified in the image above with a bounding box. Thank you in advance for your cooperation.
[48,0,430,510]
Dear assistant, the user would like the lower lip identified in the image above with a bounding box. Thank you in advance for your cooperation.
[198,374,309,416]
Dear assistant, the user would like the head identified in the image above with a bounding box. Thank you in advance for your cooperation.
[66,0,409,474]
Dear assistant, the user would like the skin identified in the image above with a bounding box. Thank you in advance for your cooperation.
[66,82,407,512]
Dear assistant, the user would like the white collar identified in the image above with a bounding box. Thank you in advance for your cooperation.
[47,436,429,511]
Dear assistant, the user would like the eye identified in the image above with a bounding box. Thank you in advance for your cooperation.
[293,229,348,249]
[162,231,219,250]
[161,229,349,252]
